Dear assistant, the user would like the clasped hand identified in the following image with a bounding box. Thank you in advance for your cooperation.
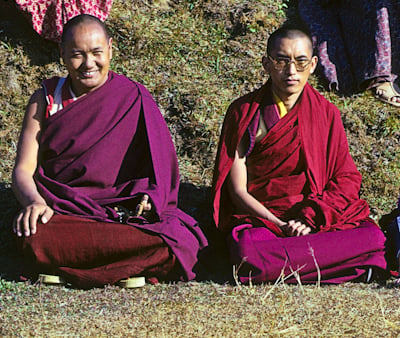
[13,203,54,237]
[135,194,152,217]
[282,220,311,237]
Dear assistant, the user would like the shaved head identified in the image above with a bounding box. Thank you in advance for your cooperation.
[61,14,109,48]
[267,25,314,56]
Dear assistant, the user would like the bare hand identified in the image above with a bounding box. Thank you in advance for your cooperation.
[13,203,54,237]
[135,194,152,217]
[282,220,312,237]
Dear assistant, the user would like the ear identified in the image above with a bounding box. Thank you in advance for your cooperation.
[108,37,113,59]
[309,55,318,74]
[262,56,269,73]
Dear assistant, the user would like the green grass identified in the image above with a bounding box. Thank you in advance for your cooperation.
[0,0,400,336]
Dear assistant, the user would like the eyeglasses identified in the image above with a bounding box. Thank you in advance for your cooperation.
[268,55,312,72]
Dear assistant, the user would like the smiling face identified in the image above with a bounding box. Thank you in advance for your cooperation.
[61,21,112,97]
[262,36,317,108]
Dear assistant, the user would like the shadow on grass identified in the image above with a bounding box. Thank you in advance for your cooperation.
[379,208,399,273]
[178,182,232,283]
[0,182,22,281]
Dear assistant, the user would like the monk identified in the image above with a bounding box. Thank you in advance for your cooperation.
[12,14,207,288]
[212,26,387,284]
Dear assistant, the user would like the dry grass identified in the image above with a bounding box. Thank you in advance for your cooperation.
[1,280,400,337]
[1,0,400,336]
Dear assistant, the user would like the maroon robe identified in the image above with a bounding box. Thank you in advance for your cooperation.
[19,72,207,287]
[212,81,387,283]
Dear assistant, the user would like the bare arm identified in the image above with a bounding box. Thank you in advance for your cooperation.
[12,89,53,237]
[226,136,286,227]
[227,135,311,236]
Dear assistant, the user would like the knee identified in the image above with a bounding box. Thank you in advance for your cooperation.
[360,221,386,247]
[18,233,51,266]
[229,228,284,283]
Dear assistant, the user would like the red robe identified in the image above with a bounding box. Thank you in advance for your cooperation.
[212,81,370,234]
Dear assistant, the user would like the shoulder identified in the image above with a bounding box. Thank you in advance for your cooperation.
[41,76,63,93]
[109,72,144,90]
[23,88,47,128]
[28,87,46,108]
[303,83,341,121]
[227,87,263,114]
[109,72,154,99]
[224,86,264,127]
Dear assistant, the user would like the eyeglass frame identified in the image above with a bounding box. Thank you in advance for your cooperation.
[267,55,313,72]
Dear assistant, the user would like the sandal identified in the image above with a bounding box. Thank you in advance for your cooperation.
[38,274,66,285]
[374,81,400,107]
[116,276,145,288]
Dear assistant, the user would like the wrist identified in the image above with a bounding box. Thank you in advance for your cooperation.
[24,197,47,207]
[273,219,286,227]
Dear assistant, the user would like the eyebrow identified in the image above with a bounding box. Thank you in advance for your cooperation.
[70,47,104,53]
[275,52,310,59]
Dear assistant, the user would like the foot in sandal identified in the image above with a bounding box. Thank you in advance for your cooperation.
[374,81,400,107]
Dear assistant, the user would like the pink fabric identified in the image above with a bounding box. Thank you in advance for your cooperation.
[230,221,387,284]
[15,0,113,42]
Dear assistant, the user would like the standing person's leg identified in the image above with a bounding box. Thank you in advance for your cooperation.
[298,0,354,92]
[339,0,394,89]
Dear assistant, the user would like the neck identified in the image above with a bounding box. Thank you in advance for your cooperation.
[271,89,302,112]
[69,80,88,98]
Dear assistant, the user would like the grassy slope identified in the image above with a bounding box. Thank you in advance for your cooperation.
[0,0,399,336]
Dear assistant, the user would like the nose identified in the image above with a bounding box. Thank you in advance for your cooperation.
[83,54,96,68]
[285,61,297,74]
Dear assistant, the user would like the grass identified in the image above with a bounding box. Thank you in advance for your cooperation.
[0,0,400,336]
[1,281,400,336]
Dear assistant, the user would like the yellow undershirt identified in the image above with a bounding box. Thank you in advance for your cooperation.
[272,91,288,118]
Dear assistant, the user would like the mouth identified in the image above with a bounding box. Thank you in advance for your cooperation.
[284,79,299,85]
[80,70,98,78]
